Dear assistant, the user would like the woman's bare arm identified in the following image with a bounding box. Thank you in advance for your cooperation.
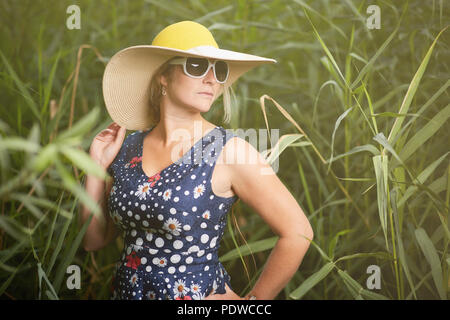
[80,122,126,251]
[80,173,119,251]
[233,138,314,300]
[205,136,314,300]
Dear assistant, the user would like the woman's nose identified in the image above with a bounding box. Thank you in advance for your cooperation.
[203,67,216,83]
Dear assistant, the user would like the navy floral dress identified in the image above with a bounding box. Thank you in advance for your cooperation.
[106,125,239,300]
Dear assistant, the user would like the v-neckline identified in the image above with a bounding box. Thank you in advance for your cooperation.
[139,125,220,179]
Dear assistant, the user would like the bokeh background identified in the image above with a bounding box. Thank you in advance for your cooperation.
[0,0,448,300]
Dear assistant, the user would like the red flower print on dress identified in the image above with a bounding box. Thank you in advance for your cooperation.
[125,251,141,270]
[147,171,161,187]
[125,156,142,168]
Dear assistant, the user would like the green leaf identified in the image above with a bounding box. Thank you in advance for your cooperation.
[372,155,389,251]
[31,144,58,173]
[0,215,30,242]
[302,7,346,86]
[390,188,417,299]
[335,252,392,263]
[262,134,304,165]
[45,203,73,276]
[0,137,40,153]
[397,104,450,165]
[220,236,278,262]
[308,239,332,262]
[373,132,407,170]
[0,252,31,296]
[387,26,449,146]
[312,80,343,126]
[53,158,102,221]
[414,228,446,300]
[294,0,348,40]
[328,107,353,174]
[9,193,45,221]
[328,229,352,260]
[289,262,335,300]
[397,152,449,208]
[325,144,380,164]
[42,192,65,263]
[60,145,108,179]
[337,269,364,299]
[208,22,241,31]
[41,49,61,117]
[0,49,40,120]
[37,262,59,300]
[371,112,420,118]
[53,208,93,293]
[56,107,100,142]
[338,269,389,300]
[350,26,398,89]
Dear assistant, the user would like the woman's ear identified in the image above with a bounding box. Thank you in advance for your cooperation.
[159,64,175,89]
[160,74,168,88]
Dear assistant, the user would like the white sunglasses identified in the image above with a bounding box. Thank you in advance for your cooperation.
[169,57,229,84]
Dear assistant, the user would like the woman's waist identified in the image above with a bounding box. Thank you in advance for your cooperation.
[119,242,221,267]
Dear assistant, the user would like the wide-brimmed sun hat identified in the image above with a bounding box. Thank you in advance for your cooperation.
[102,20,277,130]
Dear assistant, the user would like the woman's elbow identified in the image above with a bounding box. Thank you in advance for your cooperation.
[305,227,314,242]
[295,225,314,244]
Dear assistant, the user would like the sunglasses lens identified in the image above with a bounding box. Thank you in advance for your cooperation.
[215,61,228,83]
[185,58,209,77]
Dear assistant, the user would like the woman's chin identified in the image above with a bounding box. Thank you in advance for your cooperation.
[189,104,212,113]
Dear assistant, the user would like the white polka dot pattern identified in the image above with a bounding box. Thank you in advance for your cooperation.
[107,126,239,300]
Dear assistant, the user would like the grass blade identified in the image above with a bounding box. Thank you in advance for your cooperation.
[387,26,449,146]
[414,228,446,299]
[289,262,335,300]
[398,151,450,208]
[37,262,59,300]
[0,49,40,121]
[390,188,417,299]
[220,236,278,262]
[397,104,450,164]
[372,155,389,251]
[350,26,399,89]
[338,269,389,300]
[328,107,353,174]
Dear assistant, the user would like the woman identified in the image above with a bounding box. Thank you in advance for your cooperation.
[81,21,314,300]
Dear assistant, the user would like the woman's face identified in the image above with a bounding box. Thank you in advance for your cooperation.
[160,61,221,113]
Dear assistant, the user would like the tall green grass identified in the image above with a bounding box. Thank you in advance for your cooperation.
[0,0,448,299]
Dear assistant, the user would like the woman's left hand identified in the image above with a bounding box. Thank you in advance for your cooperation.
[203,283,244,300]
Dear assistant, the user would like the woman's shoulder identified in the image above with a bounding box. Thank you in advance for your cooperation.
[221,134,269,168]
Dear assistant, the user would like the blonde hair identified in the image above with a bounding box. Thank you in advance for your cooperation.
[148,60,174,126]
[148,58,235,125]
[222,84,236,124]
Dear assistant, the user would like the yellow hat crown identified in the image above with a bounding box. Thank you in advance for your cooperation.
[151,21,219,51]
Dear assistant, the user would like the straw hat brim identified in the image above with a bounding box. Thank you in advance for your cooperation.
[102,45,277,130]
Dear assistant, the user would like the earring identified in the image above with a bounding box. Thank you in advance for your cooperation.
[161,86,167,96]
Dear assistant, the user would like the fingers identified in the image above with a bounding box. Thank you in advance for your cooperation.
[109,122,121,133]
[113,124,126,146]
[105,122,123,136]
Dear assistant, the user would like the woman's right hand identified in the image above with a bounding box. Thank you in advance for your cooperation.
[89,122,127,169]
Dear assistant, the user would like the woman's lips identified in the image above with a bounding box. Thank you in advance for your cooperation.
[198,92,213,97]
